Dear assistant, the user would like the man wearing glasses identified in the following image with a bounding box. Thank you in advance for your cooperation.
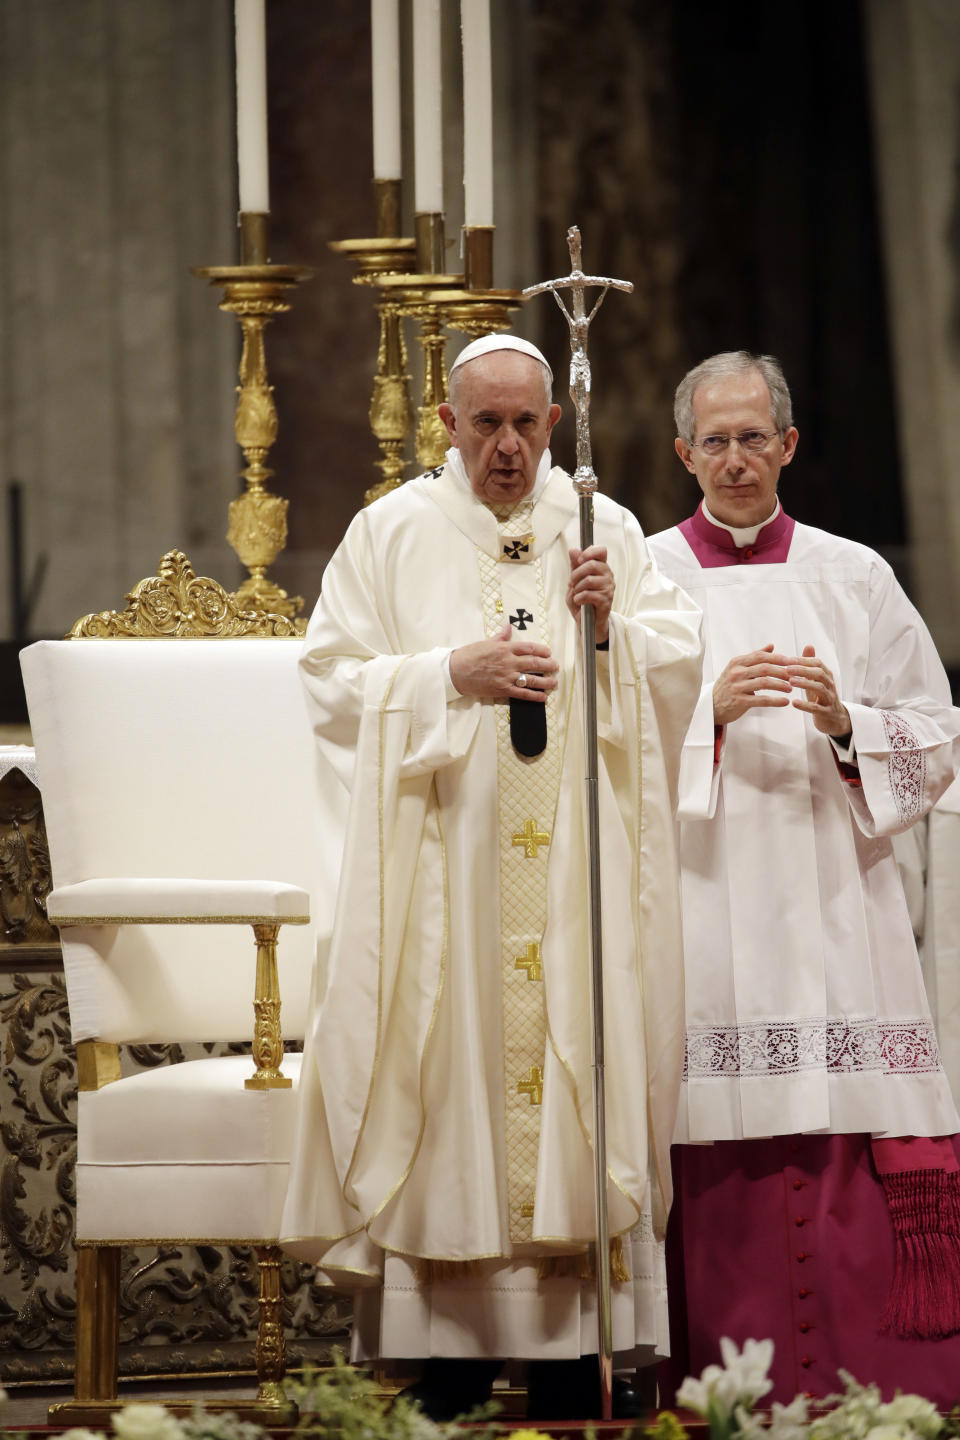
[648,351,960,1405]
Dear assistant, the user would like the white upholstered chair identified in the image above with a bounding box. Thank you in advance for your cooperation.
[20,635,338,1424]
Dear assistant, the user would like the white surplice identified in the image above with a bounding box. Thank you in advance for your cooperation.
[647,518,960,1143]
[897,773,960,1104]
[281,461,703,1358]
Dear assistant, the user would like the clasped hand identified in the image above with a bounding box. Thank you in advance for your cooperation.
[713,642,851,737]
[450,624,558,701]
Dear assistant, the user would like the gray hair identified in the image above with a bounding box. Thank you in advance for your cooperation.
[447,353,553,412]
[674,351,793,442]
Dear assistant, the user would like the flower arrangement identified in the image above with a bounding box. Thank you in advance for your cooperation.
[1,1341,958,1440]
[671,1336,954,1440]
[0,1355,536,1440]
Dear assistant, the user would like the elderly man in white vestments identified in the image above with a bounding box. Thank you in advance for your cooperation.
[280,335,703,1419]
[647,351,960,1407]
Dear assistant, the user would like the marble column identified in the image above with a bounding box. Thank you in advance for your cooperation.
[0,0,239,641]
[865,0,960,665]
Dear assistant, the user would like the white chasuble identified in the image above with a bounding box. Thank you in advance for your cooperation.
[280,463,704,1358]
[648,518,960,1144]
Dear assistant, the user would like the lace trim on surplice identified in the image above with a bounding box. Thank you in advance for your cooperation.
[683,1016,942,1080]
[881,710,926,825]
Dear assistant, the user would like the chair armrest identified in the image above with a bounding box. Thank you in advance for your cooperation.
[47,878,310,926]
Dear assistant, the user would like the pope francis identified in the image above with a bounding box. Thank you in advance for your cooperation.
[280,335,703,1418]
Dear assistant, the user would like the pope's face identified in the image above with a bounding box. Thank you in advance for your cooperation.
[439,353,561,506]
[675,370,798,527]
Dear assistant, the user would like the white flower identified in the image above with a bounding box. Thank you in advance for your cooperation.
[112,1403,185,1440]
[770,1395,811,1440]
[813,1373,884,1440]
[677,1357,753,1423]
[878,1396,943,1439]
[863,1426,912,1440]
[180,1407,265,1440]
[60,1430,105,1440]
[719,1337,775,1405]
[677,1365,736,1418]
[711,1367,746,1416]
[676,1374,711,1416]
[733,1404,768,1440]
[677,1337,775,1431]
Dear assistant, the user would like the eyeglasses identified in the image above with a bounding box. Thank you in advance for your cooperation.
[691,429,781,455]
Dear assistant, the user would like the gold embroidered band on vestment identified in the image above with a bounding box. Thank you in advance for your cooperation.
[478,498,563,1243]
[536,1237,631,1283]
[417,1237,631,1286]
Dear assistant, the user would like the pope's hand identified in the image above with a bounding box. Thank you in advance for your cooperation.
[787,644,852,736]
[712,643,794,725]
[450,623,558,702]
[567,545,615,644]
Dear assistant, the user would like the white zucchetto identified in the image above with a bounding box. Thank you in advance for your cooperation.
[448,333,553,382]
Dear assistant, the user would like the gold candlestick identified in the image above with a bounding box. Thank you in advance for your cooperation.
[332,206,522,492]
[379,271,465,470]
[329,233,417,505]
[399,212,458,468]
[193,215,313,623]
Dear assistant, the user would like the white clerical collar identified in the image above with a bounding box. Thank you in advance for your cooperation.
[702,497,781,548]
[445,446,553,507]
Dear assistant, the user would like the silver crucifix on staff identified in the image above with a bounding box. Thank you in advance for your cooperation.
[525,227,633,495]
[524,228,634,1423]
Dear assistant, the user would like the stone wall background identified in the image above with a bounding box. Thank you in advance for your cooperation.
[0,0,241,654]
[2,0,959,668]
[866,0,960,667]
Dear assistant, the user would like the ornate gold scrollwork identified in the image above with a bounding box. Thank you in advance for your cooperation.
[0,972,75,1308]
[67,551,302,639]
[226,488,293,615]
[0,768,57,948]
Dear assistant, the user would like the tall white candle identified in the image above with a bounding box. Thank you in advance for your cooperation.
[371,0,402,180]
[235,0,270,214]
[461,0,493,227]
[413,0,444,213]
